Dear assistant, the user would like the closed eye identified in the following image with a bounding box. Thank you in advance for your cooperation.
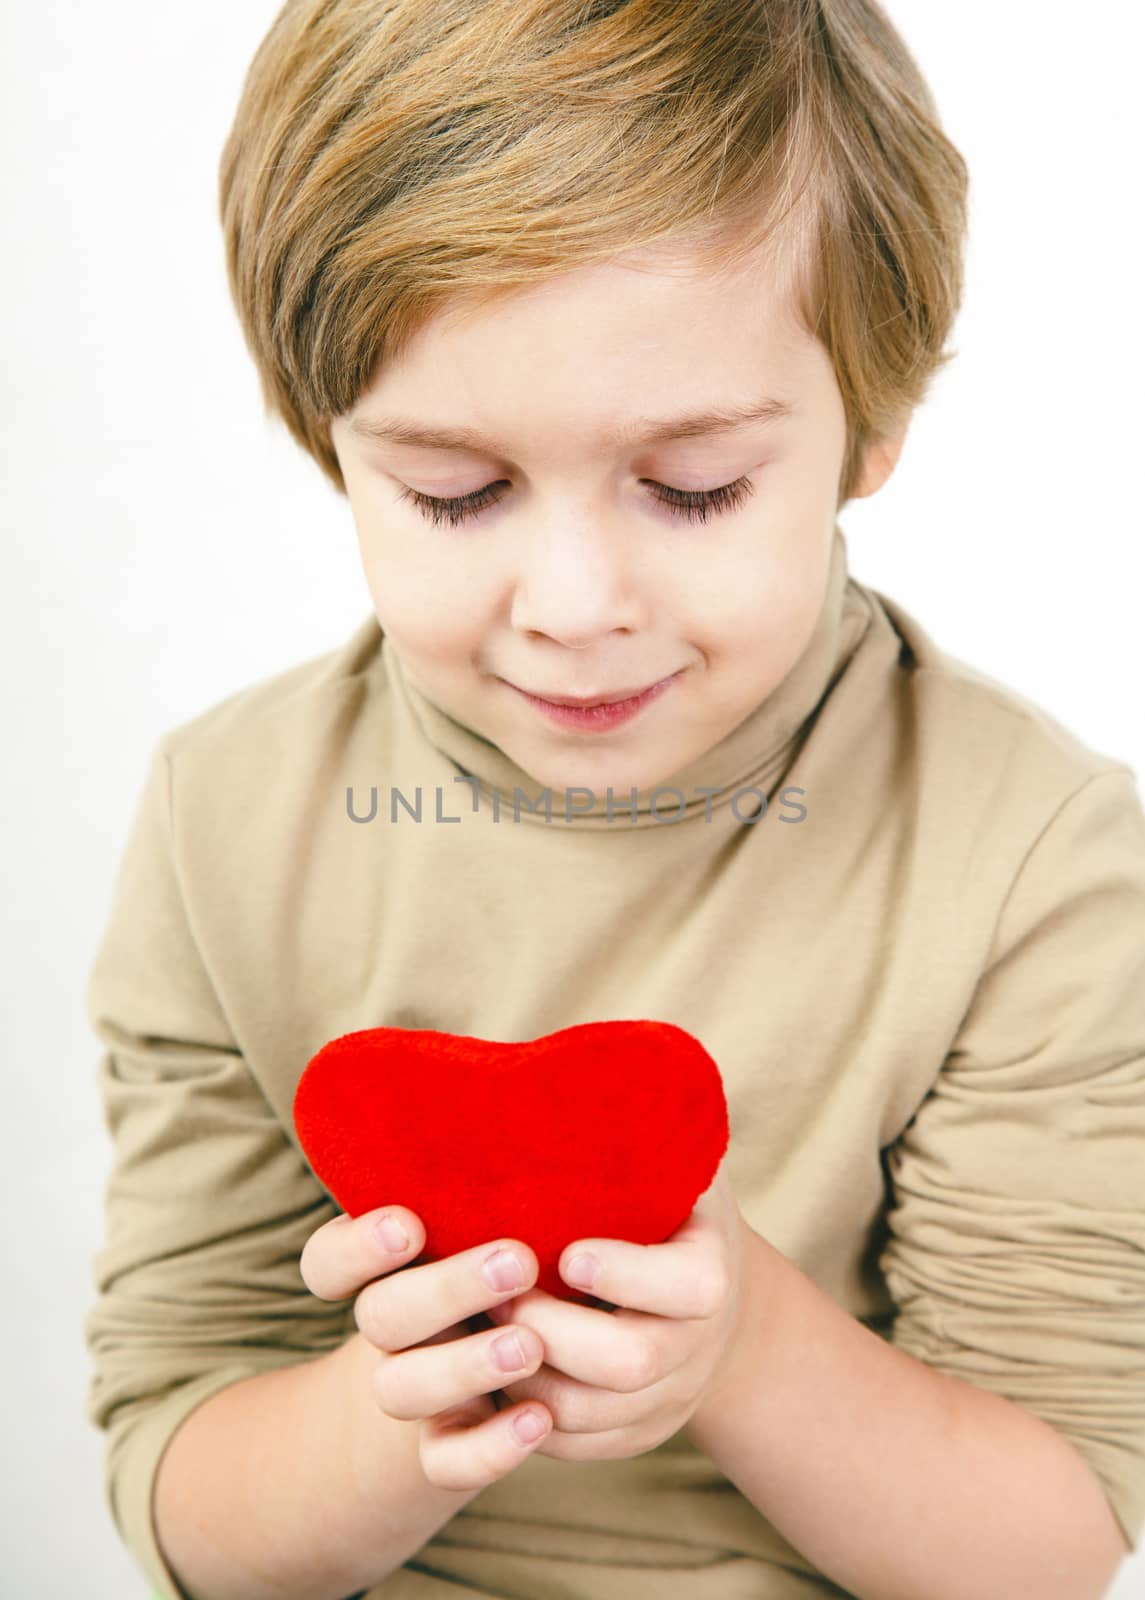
[395,475,755,528]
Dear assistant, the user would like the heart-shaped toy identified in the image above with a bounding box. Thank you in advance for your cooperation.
[293,1019,730,1303]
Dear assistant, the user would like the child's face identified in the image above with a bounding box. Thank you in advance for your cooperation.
[330,240,901,796]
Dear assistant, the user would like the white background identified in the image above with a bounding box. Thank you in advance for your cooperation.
[2,0,1143,1595]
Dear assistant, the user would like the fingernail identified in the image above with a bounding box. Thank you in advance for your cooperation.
[491,1331,526,1372]
[375,1214,409,1253]
[482,1249,524,1291]
[564,1253,599,1289]
[512,1410,546,1444]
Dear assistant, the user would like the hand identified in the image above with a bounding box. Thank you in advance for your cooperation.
[299,1209,557,1490]
[484,1152,756,1461]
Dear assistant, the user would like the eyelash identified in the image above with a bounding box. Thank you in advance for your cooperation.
[395,475,755,528]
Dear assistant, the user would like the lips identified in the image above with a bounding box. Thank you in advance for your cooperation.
[512,674,676,707]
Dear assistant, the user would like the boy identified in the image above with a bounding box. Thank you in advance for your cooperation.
[84,1,1145,1597]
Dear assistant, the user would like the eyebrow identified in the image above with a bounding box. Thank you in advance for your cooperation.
[346,394,796,454]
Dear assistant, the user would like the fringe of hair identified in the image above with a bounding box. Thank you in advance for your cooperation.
[219,0,969,507]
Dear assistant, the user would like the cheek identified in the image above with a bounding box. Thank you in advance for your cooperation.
[679,545,780,642]
[365,559,493,666]
[357,528,467,632]
[702,539,823,666]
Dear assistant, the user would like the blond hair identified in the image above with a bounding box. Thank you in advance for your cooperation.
[219,0,969,507]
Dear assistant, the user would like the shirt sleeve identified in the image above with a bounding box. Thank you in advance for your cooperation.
[82,739,352,1600]
[878,764,1145,1554]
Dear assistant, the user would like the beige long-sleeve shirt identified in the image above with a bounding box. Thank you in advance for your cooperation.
[84,524,1145,1599]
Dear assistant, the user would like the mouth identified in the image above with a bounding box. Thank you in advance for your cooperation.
[500,669,685,732]
[506,675,679,707]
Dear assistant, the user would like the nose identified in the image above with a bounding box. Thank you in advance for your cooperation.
[508,508,646,646]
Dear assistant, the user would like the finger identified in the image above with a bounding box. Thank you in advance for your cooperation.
[373,1319,545,1422]
[558,1227,729,1320]
[418,1399,554,1491]
[527,1413,671,1463]
[300,1207,424,1301]
[489,1286,690,1394]
[498,1356,664,1435]
[355,1238,540,1353]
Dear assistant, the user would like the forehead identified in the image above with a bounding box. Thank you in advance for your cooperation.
[344,238,817,453]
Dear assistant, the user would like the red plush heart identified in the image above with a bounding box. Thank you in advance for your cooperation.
[293,1019,729,1304]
